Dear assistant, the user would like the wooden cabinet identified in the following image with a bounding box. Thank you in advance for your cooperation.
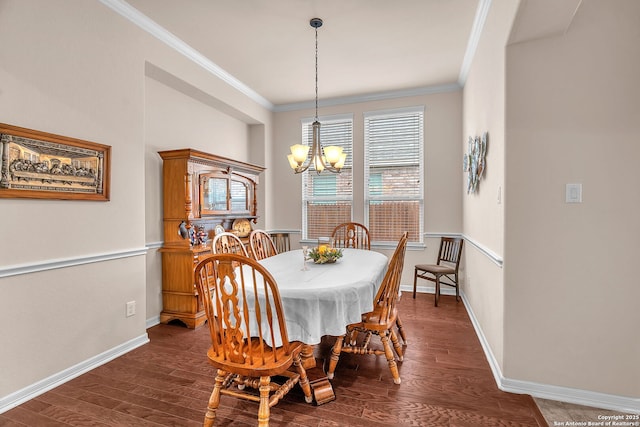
[158,148,264,328]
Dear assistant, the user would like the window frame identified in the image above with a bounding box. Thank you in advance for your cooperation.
[363,106,425,246]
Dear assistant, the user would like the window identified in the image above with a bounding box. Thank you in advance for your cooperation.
[364,107,424,244]
[302,115,353,240]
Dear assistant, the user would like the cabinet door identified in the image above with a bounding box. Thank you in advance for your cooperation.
[229,177,250,213]
[200,174,228,215]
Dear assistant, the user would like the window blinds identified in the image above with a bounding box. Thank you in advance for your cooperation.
[364,107,424,243]
[302,116,353,240]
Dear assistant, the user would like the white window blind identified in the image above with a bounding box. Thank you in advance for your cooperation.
[364,107,424,243]
[302,115,353,240]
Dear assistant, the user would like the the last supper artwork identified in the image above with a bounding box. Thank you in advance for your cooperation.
[0,124,110,200]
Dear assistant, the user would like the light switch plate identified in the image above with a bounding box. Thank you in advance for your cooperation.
[565,183,582,203]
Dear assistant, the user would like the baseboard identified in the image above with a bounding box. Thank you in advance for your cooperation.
[458,291,640,414]
[500,377,640,414]
[0,333,149,415]
[146,315,161,329]
[400,283,458,296]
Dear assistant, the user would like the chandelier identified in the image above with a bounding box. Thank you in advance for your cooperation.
[287,18,346,174]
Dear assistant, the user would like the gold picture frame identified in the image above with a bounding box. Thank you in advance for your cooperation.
[0,123,111,201]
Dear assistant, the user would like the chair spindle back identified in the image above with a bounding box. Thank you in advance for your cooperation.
[269,232,291,253]
[331,222,371,250]
[212,232,248,257]
[250,230,278,260]
[373,232,408,322]
[194,253,291,368]
[438,237,463,267]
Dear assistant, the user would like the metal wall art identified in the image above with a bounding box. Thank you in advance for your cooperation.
[463,132,487,194]
[0,123,111,201]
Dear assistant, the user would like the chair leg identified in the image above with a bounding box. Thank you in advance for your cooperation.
[257,376,271,427]
[389,328,403,361]
[413,269,418,298]
[327,335,345,379]
[362,331,373,348]
[455,272,460,301]
[204,370,226,427]
[395,315,407,345]
[380,330,401,384]
[435,276,440,307]
[349,329,360,346]
[293,354,314,403]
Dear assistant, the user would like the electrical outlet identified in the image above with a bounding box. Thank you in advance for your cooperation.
[126,301,136,317]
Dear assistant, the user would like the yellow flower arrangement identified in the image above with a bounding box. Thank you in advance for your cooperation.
[308,246,343,264]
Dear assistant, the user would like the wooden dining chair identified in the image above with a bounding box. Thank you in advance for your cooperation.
[331,222,371,250]
[327,232,408,385]
[212,232,249,257]
[269,232,291,253]
[194,253,314,427]
[413,237,464,306]
[250,229,278,260]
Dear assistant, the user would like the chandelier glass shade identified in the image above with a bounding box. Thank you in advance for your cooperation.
[288,18,346,174]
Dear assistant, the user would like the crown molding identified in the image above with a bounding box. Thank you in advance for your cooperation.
[98,0,274,110]
[273,83,462,113]
[99,0,488,113]
[458,0,492,86]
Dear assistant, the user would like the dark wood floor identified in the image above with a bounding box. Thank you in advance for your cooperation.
[0,292,548,426]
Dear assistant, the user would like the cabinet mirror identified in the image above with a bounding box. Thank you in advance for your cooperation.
[200,172,251,216]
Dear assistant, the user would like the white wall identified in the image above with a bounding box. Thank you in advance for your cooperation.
[0,0,272,406]
[462,0,640,407]
[504,0,640,398]
[0,0,148,398]
[462,0,519,381]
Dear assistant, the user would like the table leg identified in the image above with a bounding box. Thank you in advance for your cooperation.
[299,344,336,405]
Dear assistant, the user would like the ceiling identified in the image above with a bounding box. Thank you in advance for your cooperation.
[121,0,483,109]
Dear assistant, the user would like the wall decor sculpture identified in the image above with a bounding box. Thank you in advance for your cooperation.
[463,132,487,194]
[0,123,111,201]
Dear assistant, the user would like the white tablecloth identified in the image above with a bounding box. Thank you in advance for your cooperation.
[258,248,388,345]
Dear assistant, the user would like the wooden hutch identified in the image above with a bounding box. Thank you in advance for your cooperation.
[158,148,265,328]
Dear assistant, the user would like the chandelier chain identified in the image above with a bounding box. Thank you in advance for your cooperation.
[287,17,344,174]
[315,24,319,121]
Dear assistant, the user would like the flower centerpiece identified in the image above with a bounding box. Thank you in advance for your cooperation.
[308,246,343,264]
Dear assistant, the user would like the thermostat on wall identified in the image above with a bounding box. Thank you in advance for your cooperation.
[565,183,582,203]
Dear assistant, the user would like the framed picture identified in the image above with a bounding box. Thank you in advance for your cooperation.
[0,123,111,201]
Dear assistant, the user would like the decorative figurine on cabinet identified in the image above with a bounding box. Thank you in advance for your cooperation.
[196,225,208,245]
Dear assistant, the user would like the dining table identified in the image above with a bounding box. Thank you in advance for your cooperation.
[256,247,389,403]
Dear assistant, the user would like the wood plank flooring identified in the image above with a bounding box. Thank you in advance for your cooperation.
[0,292,548,426]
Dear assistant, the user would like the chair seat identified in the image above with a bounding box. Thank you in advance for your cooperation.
[415,264,455,274]
[207,339,304,378]
[360,307,398,330]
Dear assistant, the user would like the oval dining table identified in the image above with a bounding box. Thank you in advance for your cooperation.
[257,247,389,404]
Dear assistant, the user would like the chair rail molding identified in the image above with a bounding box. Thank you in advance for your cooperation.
[424,232,503,267]
[0,247,148,278]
